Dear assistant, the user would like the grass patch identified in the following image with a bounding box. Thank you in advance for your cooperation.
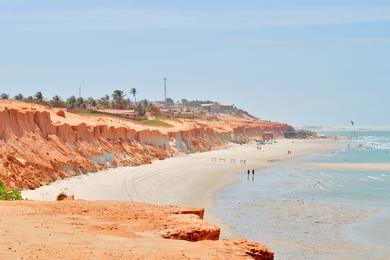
[0,179,22,200]
[168,117,184,124]
[71,110,174,128]
[135,119,174,128]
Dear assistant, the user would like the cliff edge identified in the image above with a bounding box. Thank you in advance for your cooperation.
[0,100,289,189]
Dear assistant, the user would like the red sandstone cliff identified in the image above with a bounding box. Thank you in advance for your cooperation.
[0,100,289,189]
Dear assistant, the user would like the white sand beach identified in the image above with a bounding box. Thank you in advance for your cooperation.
[23,139,335,227]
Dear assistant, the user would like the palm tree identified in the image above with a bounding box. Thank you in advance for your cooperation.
[76,97,85,108]
[66,95,77,109]
[0,93,9,99]
[87,97,97,107]
[14,94,24,100]
[52,95,60,101]
[130,88,137,104]
[96,95,110,109]
[34,91,44,102]
[50,95,65,108]
[112,90,126,101]
[112,90,127,109]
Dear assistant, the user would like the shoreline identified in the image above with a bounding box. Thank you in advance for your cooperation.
[208,140,390,259]
[297,162,390,171]
[210,159,382,258]
[23,138,337,231]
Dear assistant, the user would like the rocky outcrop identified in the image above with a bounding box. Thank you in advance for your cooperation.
[0,107,289,189]
[55,110,66,118]
[0,200,274,259]
[222,239,274,260]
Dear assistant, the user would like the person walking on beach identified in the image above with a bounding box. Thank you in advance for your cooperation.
[247,169,250,179]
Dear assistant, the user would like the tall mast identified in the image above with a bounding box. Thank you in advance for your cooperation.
[164,77,167,101]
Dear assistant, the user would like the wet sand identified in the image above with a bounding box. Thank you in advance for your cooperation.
[211,155,390,259]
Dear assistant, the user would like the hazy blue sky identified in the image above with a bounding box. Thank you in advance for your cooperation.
[0,0,389,126]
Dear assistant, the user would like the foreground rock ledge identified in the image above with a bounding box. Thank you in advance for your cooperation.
[0,200,273,260]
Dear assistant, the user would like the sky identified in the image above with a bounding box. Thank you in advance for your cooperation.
[0,0,389,126]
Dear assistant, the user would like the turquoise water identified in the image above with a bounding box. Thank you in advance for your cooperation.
[317,148,390,163]
[302,130,390,206]
[303,131,390,205]
[212,131,390,259]
[302,169,390,206]
[317,130,390,163]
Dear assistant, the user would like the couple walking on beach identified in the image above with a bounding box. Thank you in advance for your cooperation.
[247,169,255,180]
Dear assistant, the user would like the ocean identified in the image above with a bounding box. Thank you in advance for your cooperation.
[211,131,390,259]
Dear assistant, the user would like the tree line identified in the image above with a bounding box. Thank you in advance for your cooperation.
[0,88,173,118]
[0,89,223,118]
[0,89,140,109]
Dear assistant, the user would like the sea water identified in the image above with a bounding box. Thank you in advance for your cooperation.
[211,131,390,259]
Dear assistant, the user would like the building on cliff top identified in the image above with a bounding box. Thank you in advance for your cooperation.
[284,127,317,139]
[200,103,235,114]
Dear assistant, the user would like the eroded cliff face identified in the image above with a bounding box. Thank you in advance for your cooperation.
[0,107,289,189]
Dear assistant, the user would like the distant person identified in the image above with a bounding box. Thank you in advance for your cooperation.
[247,170,250,177]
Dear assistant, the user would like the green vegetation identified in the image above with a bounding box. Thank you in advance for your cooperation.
[135,119,174,128]
[0,179,22,200]
[74,110,173,128]
[111,90,128,109]
[3,88,230,123]
[0,93,10,99]
[130,88,137,103]
[14,93,24,100]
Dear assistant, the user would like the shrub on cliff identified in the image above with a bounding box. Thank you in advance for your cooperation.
[0,180,22,200]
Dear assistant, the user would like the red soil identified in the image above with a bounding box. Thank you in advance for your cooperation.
[0,200,274,260]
